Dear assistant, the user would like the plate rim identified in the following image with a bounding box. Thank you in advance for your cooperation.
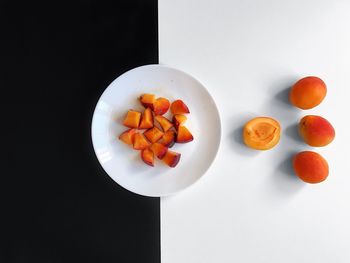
[91,64,222,197]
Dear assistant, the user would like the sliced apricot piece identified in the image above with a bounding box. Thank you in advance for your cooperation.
[289,76,327,109]
[150,142,168,159]
[122,110,141,128]
[155,115,173,132]
[172,114,187,130]
[143,127,164,143]
[293,151,329,183]
[243,117,280,150]
[118,129,137,145]
[170,100,190,115]
[153,97,170,115]
[141,148,154,167]
[176,126,194,143]
[139,94,155,110]
[133,133,151,150]
[163,150,181,168]
[160,130,176,148]
[139,108,154,129]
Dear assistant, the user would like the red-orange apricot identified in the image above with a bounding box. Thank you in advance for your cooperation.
[293,151,329,183]
[290,76,327,109]
[299,115,335,147]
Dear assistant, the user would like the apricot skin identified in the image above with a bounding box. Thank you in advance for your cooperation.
[243,117,281,150]
[289,76,327,109]
[299,115,335,147]
[293,151,329,184]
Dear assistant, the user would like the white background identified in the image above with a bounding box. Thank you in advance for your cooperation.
[159,0,350,262]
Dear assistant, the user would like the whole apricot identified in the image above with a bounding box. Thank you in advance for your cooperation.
[289,76,327,109]
[243,117,281,150]
[293,151,329,183]
[299,115,335,147]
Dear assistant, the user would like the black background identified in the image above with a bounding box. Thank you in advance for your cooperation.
[1,0,160,262]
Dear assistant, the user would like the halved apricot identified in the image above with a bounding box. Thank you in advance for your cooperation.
[243,117,281,150]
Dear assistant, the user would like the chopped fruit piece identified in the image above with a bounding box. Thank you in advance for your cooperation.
[139,108,154,129]
[160,130,176,148]
[141,148,154,167]
[133,133,151,150]
[150,143,168,159]
[163,150,181,168]
[144,127,164,143]
[172,114,187,130]
[293,151,329,183]
[170,100,190,115]
[153,97,170,115]
[176,126,194,143]
[289,76,327,109]
[243,117,280,150]
[299,115,335,147]
[155,115,173,132]
[123,110,141,128]
[118,129,137,145]
[139,94,155,109]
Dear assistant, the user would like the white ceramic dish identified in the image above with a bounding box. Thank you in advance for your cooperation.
[91,64,221,197]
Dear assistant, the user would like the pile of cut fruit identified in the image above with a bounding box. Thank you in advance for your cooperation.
[119,94,194,168]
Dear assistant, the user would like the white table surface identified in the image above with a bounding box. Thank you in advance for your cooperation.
[159,0,350,262]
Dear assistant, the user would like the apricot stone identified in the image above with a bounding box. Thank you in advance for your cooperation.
[299,115,335,147]
[243,117,281,150]
[293,151,329,184]
[289,76,327,109]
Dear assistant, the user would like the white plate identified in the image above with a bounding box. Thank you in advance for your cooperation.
[91,64,221,197]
